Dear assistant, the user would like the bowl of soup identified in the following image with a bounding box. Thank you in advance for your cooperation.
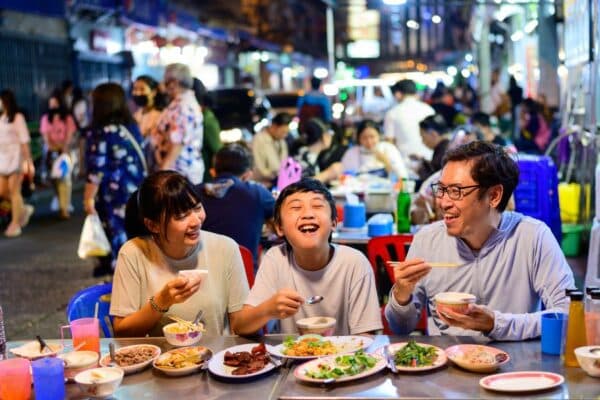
[59,351,99,380]
[74,367,123,399]
[296,317,336,336]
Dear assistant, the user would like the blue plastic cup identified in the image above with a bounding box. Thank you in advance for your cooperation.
[541,312,568,355]
[343,203,366,228]
[32,357,65,400]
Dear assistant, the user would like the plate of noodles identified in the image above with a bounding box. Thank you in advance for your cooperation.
[269,335,373,360]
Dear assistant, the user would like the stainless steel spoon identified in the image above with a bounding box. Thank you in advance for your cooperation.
[306,295,324,305]
[193,309,205,326]
[108,342,117,367]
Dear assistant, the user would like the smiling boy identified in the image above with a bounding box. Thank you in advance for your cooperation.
[234,179,382,335]
[384,141,574,340]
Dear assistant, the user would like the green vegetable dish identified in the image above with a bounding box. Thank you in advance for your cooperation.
[305,350,378,379]
[393,340,438,367]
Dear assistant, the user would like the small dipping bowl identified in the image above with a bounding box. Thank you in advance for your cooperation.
[434,292,476,315]
[59,351,99,381]
[74,367,124,399]
[574,346,600,377]
[163,322,204,347]
[296,317,336,336]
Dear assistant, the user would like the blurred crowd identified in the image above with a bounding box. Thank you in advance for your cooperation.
[0,64,557,276]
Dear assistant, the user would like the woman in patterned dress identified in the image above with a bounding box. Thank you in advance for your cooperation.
[153,63,204,184]
[83,83,146,274]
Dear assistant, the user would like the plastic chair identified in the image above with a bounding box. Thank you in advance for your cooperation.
[367,234,428,334]
[239,245,255,288]
[67,283,113,338]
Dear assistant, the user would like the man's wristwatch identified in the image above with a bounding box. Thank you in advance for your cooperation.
[149,296,169,313]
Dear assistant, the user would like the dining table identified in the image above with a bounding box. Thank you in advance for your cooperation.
[7,334,600,399]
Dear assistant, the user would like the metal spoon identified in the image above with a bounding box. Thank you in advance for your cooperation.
[193,309,205,326]
[306,295,324,305]
[108,343,117,367]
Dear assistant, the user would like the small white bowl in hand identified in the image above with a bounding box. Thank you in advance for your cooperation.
[163,322,204,347]
[74,367,124,399]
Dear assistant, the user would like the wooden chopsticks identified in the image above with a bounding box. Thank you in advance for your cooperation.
[168,315,204,331]
[387,261,461,268]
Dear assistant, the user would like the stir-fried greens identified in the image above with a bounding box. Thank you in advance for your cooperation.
[393,340,438,367]
[305,350,378,379]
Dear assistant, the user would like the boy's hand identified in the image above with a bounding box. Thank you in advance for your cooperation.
[267,288,305,319]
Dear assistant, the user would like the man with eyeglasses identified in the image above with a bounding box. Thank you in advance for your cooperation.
[384,141,574,340]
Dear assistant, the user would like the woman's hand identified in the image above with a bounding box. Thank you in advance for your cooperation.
[155,277,201,310]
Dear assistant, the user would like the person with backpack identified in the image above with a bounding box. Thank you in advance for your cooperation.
[297,77,332,133]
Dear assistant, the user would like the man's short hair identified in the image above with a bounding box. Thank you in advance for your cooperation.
[443,141,519,212]
[274,178,337,229]
[471,111,491,127]
[310,77,322,90]
[391,79,417,95]
[419,114,447,134]
[272,112,292,126]
[214,143,253,176]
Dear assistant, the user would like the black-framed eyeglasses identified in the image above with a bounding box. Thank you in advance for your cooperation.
[430,183,482,200]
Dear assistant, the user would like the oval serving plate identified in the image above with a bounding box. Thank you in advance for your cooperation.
[377,342,447,372]
[445,344,509,373]
[99,344,161,375]
[270,335,373,360]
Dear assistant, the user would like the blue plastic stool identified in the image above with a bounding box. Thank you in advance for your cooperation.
[66,283,113,338]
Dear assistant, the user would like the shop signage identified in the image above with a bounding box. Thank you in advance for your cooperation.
[563,0,591,66]
[3,0,65,17]
[123,0,167,27]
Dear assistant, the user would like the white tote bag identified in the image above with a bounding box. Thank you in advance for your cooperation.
[77,214,111,259]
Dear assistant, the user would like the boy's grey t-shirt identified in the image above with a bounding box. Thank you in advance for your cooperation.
[245,243,383,335]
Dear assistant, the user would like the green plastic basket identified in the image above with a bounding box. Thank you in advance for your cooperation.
[561,224,585,257]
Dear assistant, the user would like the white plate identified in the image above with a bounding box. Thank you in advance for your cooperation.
[294,352,387,383]
[270,335,374,360]
[208,343,277,379]
[479,371,564,393]
[10,341,64,360]
[445,344,510,373]
[153,346,213,377]
[99,344,161,375]
[377,342,447,372]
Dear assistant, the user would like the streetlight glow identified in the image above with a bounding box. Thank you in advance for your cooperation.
[431,15,442,24]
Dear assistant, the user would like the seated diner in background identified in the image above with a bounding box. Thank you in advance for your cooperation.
[233,178,383,336]
[110,171,249,337]
[385,141,574,340]
[341,119,409,179]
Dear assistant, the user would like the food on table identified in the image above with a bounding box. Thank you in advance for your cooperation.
[282,336,337,357]
[164,321,204,334]
[458,346,508,365]
[155,346,210,369]
[393,340,438,367]
[223,343,269,375]
[9,341,64,359]
[304,350,378,379]
[434,292,476,315]
[113,345,158,367]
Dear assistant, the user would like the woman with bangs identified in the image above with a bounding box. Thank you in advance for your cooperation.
[110,171,249,337]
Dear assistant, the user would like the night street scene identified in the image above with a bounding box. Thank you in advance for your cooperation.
[0,0,599,399]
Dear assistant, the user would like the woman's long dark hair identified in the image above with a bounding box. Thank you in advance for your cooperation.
[0,89,19,123]
[91,83,135,129]
[125,171,203,242]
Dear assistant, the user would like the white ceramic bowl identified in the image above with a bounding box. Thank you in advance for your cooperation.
[574,346,600,377]
[296,317,336,336]
[59,351,99,380]
[434,292,476,315]
[74,367,124,399]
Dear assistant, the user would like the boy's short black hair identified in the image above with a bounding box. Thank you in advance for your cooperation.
[391,79,417,95]
[443,141,519,212]
[274,178,337,229]
[419,114,447,133]
[214,143,253,176]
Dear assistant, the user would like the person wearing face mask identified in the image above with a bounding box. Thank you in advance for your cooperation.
[40,90,77,219]
[132,75,164,138]
[384,141,574,341]
[0,89,35,237]
[341,119,408,179]
[111,171,250,337]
